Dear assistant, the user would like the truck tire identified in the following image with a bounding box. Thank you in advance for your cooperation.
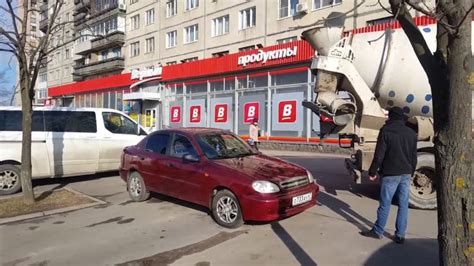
[409,153,437,210]
[0,164,22,195]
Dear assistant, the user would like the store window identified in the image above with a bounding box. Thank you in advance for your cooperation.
[166,30,177,48]
[97,93,103,108]
[117,91,123,111]
[91,93,97,108]
[279,0,298,18]
[313,0,342,10]
[145,8,155,25]
[185,0,199,11]
[211,15,229,37]
[184,24,198,44]
[239,7,256,30]
[166,0,177,17]
[271,71,307,86]
[187,83,207,94]
[110,91,117,109]
[103,92,110,108]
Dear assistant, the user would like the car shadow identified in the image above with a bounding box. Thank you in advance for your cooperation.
[364,238,438,266]
[33,171,118,187]
[147,192,210,215]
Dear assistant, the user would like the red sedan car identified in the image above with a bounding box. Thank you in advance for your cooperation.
[119,128,319,228]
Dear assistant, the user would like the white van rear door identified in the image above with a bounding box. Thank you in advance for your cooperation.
[98,111,146,171]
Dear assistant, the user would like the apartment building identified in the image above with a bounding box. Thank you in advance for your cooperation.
[45,0,426,140]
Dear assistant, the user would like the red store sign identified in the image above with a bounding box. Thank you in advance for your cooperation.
[244,102,259,123]
[189,105,202,123]
[214,104,228,123]
[170,106,181,123]
[278,100,297,123]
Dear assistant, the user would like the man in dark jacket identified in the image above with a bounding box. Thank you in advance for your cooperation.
[361,107,417,244]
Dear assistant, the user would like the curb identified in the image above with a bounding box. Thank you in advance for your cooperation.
[0,188,106,225]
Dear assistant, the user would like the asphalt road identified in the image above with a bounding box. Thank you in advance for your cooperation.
[0,151,438,266]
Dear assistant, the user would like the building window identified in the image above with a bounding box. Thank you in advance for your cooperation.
[112,47,121,57]
[367,16,395,26]
[64,67,69,76]
[166,30,177,48]
[181,57,198,63]
[145,37,155,53]
[39,73,47,82]
[212,51,229,58]
[130,41,140,57]
[239,7,256,30]
[65,48,71,59]
[313,0,342,10]
[130,0,138,4]
[166,0,177,17]
[145,8,155,25]
[97,0,119,11]
[130,15,140,31]
[185,0,198,11]
[211,15,229,37]
[279,0,298,18]
[65,12,69,22]
[101,50,108,60]
[276,36,297,44]
[184,24,198,44]
[167,61,177,65]
[92,17,119,36]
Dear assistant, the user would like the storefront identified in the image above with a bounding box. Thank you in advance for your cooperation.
[49,40,340,144]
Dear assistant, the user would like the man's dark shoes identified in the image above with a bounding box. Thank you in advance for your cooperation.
[360,229,383,239]
[394,235,405,244]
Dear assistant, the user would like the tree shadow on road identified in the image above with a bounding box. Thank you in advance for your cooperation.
[364,238,438,266]
[271,222,318,266]
[317,191,374,233]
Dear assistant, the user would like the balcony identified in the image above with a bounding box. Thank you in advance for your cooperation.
[89,31,124,53]
[73,57,124,81]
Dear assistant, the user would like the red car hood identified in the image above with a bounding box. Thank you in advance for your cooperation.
[212,154,307,183]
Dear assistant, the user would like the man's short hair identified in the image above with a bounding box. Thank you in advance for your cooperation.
[388,107,408,121]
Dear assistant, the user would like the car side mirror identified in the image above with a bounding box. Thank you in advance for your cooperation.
[183,154,200,163]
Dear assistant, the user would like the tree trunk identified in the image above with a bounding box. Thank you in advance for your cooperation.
[19,69,35,204]
[434,4,473,264]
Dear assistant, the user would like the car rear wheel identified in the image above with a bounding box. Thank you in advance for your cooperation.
[0,164,22,195]
[211,190,243,228]
[127,172,150,202]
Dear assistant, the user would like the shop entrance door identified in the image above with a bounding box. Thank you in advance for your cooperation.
[145,108,157,131]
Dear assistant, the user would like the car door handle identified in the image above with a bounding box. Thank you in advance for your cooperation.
[167,163,175,168]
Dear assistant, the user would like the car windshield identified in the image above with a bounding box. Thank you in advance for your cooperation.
[197,133,258,159]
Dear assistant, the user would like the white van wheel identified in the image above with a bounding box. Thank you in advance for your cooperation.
[0,165,22,195]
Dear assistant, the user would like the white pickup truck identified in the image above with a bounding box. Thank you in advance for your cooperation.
[0,107,147,195]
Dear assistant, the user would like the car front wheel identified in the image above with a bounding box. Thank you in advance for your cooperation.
[127,172,150,202]
[211,189,243,228]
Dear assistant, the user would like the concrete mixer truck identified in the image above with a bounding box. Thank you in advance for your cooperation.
[301,14,473,210]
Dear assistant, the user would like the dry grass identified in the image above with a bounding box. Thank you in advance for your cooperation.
[0,189,95,219]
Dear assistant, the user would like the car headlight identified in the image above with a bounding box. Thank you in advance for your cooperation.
[252,181,280,193]
[307,170,315,184]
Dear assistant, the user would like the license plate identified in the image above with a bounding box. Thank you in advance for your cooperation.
[292,193,312,206]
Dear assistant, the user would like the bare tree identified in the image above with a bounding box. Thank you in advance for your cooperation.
[0,0,91,203]
[380,0,472,264]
